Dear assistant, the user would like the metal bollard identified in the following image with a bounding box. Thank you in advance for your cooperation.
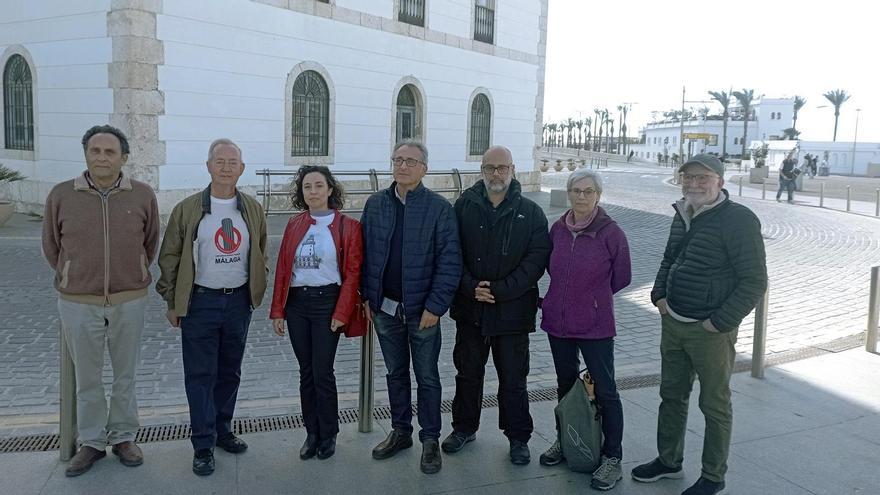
[59,322,77,460]
[819,182,825,208]
[738,176,743,196]
[761,181,766,200]
[875,189,879,217]
[751,287,769,378]
[357,323,375,432]
[867,267,880,354]
[846,185,851,212]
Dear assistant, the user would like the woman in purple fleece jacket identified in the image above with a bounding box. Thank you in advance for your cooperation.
[538,169,632,491]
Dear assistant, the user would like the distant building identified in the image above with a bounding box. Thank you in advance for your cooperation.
[0,0,549,212]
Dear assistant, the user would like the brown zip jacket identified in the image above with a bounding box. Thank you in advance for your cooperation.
[155,186,268,317]
[41,172,160,305]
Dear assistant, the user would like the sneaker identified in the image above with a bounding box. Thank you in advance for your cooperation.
[631,458,684,482]
[441,430,476,453]
[420,439,442,474]
[192,449,215,476]
[682,477,727,495]
[216,433,248,454]
[590,456,622,491]
[509,439,531,465]
[539,439,564,466]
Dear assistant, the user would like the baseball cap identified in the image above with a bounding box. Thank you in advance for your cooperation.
[678,153,724,177]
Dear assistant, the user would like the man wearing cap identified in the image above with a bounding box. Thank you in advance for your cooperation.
[631,154,767,495]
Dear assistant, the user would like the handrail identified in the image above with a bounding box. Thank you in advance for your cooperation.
[254,168,480,216]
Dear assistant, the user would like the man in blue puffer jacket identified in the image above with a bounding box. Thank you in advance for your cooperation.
[362,140,462,475]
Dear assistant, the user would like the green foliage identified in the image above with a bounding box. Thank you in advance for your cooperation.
[0,164,25,183]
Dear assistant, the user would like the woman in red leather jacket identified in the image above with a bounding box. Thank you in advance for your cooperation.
[270,165,363,461]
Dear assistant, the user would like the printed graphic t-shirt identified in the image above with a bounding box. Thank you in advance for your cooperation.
[291,212,341,287]
[194,196,250,289]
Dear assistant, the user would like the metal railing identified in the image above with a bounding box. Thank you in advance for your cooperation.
[255,168,477,217]
[734,177,880,218]
[398,0,425,26]
[474,5,494,44]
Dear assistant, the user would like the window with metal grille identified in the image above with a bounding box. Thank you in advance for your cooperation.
[469,94,491,156]
[474,0,495,44]
[398,0,425,27]
[3,55,34,151]
[291,70,329,157]
[396,85,421,143]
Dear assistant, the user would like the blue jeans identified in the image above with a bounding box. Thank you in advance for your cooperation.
[776,178,794,200]
[373,308,442,442]
[181,285,252,451]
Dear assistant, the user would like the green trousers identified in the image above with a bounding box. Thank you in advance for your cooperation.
[657,314,737,483]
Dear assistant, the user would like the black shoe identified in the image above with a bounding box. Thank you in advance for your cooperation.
[509,439,530,465]
[316,435,336,460]
[192,449,215,476]
[441,430,476,453]
[631,458,684,483]
[372,429,413,460]
[216,433,248,454]
[682,477,726,495]
[300,434,319,460]
[420,439,442,474]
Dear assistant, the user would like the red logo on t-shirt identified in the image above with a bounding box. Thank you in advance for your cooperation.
[214,218,242,254]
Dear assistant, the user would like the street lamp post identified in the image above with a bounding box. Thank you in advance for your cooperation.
[851,108,861,176]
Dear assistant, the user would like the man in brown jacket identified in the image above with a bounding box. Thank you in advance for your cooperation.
[42,125,159,477]
[156,138,268,476]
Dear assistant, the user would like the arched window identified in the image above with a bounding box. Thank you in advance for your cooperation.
[3,55,34,151]
[469,93,491,156]
[396,84,420,143]
[291,70,329,156]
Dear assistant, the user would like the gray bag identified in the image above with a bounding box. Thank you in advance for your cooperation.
[554,370,602,472]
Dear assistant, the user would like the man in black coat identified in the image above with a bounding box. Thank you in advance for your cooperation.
[443,145,551,465]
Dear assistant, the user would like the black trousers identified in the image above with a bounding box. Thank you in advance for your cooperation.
[285,285,341,439]
[450,323,533,442]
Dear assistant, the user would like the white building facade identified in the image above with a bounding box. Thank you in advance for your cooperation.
[0,0,549,212]
[631,97,794,161]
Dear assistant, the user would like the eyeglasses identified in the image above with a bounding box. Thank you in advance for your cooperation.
[680,173,717,184]
[391,157,424,168]
[481,165,511,175]
[569,188,598,198]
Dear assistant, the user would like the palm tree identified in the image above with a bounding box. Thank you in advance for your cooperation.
[792,96,806,134]
[732,88,755,158]
[782,128,801,140]
[823,89,850,141]
[583,117,591,149]
[620,105,629,155]
[593,108,602,151]
[575,120,583,148]
[709,90,731,158]
[548,123,557,147]
[607,119,614,154]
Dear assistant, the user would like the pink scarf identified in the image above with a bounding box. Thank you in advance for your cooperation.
[564,207,598,234]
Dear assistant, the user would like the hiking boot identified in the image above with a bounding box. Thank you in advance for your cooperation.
[372,429,413,460]
[539,439,564,466]
[509,439,530,465]
[111,441,143,467]
[631,457,684,482]
[420,439,442,474]
[441,430,475,454]
[681,477,726,495]
[590,455,622,491]
[65,446,106,477]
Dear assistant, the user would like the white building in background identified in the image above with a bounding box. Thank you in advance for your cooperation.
[631,97,794,162]
[0,0,549,213]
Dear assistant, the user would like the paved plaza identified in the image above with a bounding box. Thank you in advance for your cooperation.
[1,163,878,436]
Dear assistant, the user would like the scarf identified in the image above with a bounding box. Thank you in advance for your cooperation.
[564,207,598,234]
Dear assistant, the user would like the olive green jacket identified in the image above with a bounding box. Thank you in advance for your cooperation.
[156,186,268,316]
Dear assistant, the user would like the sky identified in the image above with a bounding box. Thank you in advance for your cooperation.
[543,0,880,143]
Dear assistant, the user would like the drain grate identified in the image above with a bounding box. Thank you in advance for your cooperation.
[0,333,864,454]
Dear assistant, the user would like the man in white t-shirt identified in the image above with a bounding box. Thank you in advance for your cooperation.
[156,138,268,476]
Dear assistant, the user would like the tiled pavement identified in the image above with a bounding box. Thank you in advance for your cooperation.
[1,165,878,435]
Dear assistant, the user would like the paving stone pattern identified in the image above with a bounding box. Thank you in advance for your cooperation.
[1,165,878,434]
